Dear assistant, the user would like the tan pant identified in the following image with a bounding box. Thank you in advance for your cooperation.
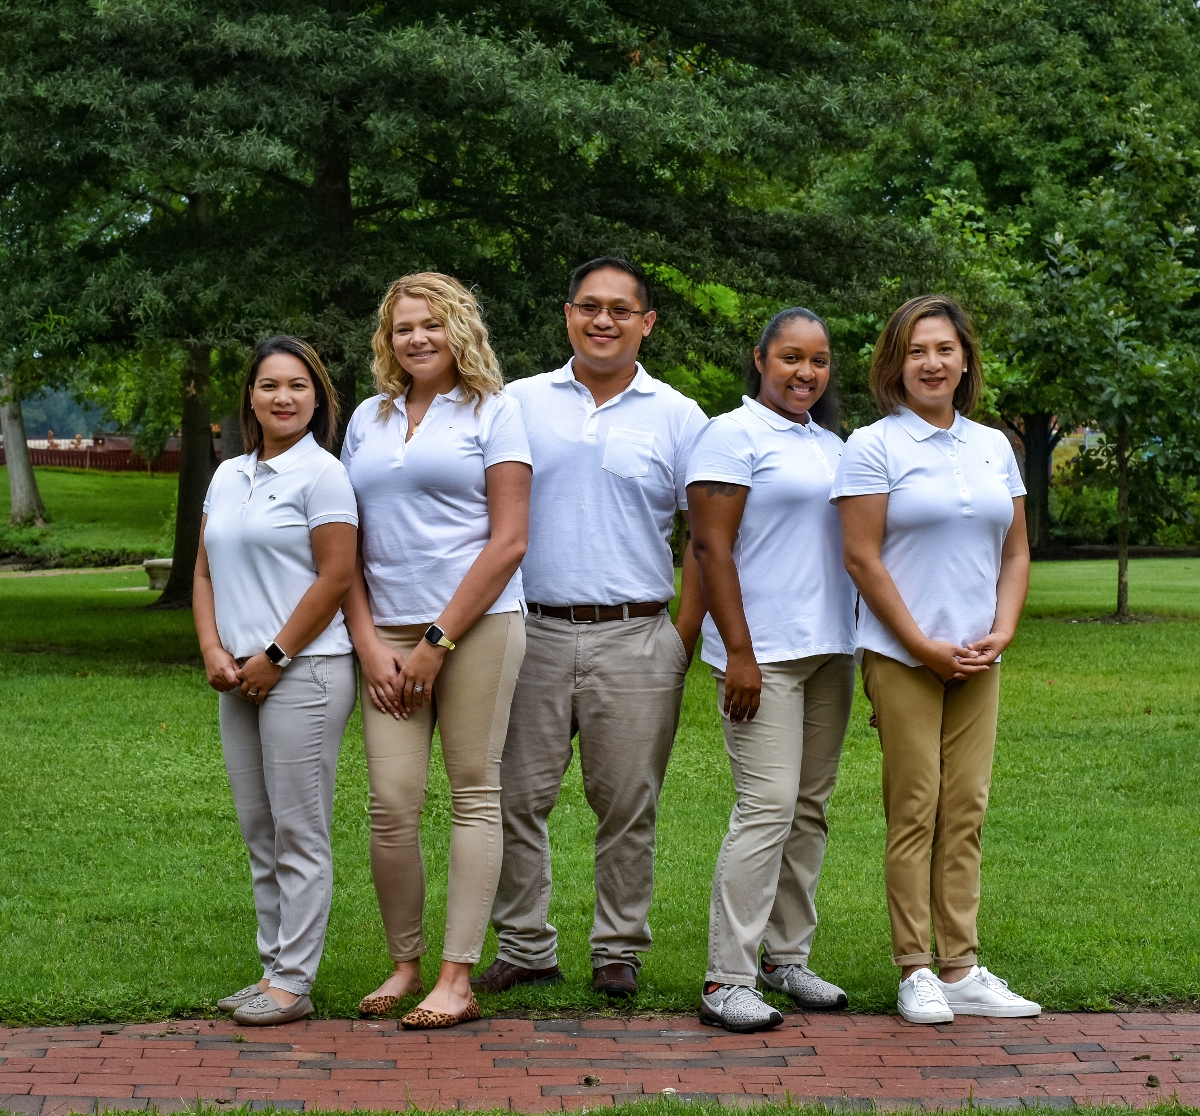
[490,610,688,971]
[362,611,526,964]
[708,654,855,987]
[861,650,1001,968]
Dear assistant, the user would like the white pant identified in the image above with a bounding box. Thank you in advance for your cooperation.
[219,654,357,995]
[707,654,855,987]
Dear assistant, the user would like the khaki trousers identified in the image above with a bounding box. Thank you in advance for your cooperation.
[861,650,1001,968]
[490,610,689,971]
[708,654,855,987]
[362,611,526,964]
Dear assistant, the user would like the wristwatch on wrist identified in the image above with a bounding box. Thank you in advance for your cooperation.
[264,641,292,668]
[423,624,455,651]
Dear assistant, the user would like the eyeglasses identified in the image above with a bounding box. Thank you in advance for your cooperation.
[568,302,647,322]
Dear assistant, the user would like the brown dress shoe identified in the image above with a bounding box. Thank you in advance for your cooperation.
[592,963,638,997]
[470,958,564,994]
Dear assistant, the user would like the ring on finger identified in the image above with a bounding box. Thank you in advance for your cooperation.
[413,685,424,693]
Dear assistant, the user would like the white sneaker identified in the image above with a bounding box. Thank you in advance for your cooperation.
[700,983,784,1033]
[759,962,847,1009]
[897,967,954,1024]
[936,966,1041,1017]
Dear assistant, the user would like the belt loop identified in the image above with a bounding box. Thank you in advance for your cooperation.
[593,605,601,623]
[622,604,630,621]
[532,602,541,619]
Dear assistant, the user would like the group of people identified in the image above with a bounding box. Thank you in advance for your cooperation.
[194,256,1041,1036]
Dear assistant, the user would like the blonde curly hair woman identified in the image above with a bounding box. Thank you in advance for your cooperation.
[341,272,533,1029]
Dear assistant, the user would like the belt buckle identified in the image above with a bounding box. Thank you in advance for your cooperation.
[568,605,600,624]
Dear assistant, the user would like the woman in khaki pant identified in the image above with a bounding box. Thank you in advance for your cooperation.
[342,273,532,1028]
[832,295,1040,1024]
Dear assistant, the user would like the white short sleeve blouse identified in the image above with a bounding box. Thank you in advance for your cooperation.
[686,397,857,671]
[202,432,359,659]
[829,406,1027,666]
[341,386,533,626]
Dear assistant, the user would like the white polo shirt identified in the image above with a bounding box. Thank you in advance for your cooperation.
[829,406,1027,667]
[202,432,359,659]
[509,359,709,606]
[342,387,533,626]
[685,397,856,671]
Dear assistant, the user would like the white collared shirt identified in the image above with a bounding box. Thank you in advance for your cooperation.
[202,432,359,658]
[508,359,709,605]
[829,406,1027,667]
[341,386,532,626]
[686,396,856,670]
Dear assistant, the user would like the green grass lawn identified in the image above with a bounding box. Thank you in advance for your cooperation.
[0,465,177,566]
[0,559,1197,1026]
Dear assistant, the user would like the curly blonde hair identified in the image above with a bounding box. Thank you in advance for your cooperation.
[371,272,503,420]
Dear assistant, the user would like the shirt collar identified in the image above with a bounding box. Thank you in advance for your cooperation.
[392,383,467,412]
[893,405,969,443]
[742,395,820,433]
[242,431,318,477]
[550,358,657,394]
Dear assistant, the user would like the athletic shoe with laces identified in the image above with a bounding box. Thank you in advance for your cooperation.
[896,967,954,1024]
[758,962,848,1009]
[936,966,1041,1017]
[699,983,784,1033]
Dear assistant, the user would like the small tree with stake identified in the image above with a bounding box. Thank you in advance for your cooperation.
[1028,111,1200,620]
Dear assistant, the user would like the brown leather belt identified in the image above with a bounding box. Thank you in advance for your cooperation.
[528,602,667,623]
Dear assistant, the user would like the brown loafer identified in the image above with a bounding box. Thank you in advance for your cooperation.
[593,962,638,997]
[470,958,564,994]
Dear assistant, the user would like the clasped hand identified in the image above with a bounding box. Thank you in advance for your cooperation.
[360,636,445,720]
[922,631,1011,683]
[202,648,281,704]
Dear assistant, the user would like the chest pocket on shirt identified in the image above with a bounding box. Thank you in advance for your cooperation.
[602,427,655,479]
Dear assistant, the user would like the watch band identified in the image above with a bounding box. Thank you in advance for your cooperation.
[424,624,455,651]
[265,641,292,668]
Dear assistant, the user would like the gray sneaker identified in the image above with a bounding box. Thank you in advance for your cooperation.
[700,983,783,1033]
[759,962,847,1009]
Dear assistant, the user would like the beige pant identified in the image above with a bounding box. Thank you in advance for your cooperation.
[861,650,1001,968]
[362,611,526,964]
[490,610,688,971]
[707,655,855,986]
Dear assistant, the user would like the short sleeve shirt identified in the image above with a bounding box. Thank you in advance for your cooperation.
[342,386,533,626]
[202,432,359,659]
[508,360,709,605]
[829,406,1027,666]
[686,397,857,671]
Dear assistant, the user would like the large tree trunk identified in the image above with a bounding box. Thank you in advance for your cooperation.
[312,121,359,457]
[0,386,47,526]
[1018,412,1056,554]
[218,413,244,462]
[1115,422,1131,623]
[152,343,216,609]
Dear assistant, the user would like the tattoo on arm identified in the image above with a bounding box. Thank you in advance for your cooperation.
[705,482,746,497]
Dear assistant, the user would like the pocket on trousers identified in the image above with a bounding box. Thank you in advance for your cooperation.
[665,618,690,672]
[601,427,654,479]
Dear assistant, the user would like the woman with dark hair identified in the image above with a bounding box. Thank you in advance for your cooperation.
[831,295,1038,1024]
[193,335,359,1025]
[686,308,857,1033]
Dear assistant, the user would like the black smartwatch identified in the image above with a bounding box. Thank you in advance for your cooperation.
[423,624,455,651]
[264,641,292,668]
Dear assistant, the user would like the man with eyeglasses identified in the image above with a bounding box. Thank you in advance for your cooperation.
[472,256,709,998]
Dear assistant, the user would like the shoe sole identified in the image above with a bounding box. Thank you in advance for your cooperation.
[700,1006,783,1034]
[897,1004,954,1024]
[944,1003,1041,1018]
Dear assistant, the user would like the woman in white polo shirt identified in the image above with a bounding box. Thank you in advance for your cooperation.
[194,335,359,1026]
[341,272,531,1029]
[832,294,1039,1024]
[687,307,857,1034]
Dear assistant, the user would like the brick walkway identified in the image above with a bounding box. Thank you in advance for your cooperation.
[1,1013,1196,1114]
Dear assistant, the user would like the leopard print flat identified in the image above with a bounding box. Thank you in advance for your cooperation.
[400,993,481,1029]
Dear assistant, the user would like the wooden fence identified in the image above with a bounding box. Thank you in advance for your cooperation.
[0,447,182,473]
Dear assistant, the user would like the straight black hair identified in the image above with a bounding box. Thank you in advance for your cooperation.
[240,335,340,454]
[568,256,654,311]
[745,306,840,431]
